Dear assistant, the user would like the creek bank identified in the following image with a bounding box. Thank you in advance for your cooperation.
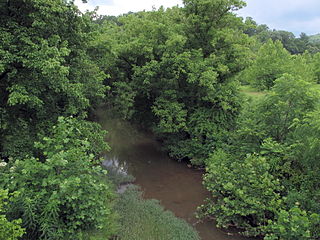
[96,108,252,240]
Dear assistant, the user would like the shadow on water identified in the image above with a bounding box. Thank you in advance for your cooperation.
[96,108,254,240]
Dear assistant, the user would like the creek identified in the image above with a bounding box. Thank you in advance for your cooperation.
[97,108,252,240]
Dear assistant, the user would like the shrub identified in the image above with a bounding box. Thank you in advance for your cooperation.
[0,117,116,239]
[0,189,25,240]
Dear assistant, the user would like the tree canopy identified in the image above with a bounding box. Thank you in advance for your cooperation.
[1,0,320,239]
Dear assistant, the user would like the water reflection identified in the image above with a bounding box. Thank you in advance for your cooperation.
[103,155,129,176]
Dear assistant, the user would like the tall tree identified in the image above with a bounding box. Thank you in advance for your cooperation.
[241,40,292,90]
[94,1,251,165]
[0,0,106,158]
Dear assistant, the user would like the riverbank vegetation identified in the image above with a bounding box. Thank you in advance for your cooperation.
[115,186,200,240]
[90,0,320,239]
[0,1,115,239]
[1,0,320,239]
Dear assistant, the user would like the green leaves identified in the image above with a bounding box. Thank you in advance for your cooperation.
[0,117,115,239]
[242,40,292,90]
[97,3,249,165]
[202,72,320,238]
[265,206,320,240]
[0,189,25,240]
[258,74,320,142]
[152,95,187,133]
[203,151,283,236]
[0,0,106,159]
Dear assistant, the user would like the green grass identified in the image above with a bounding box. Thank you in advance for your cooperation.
[240,85,266,101]
[84,163,199,240]
[114,186,200,240]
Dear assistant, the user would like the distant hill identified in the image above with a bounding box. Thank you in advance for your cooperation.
[309,34,320,43]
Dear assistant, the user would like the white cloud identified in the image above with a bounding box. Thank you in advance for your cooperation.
[286,17,320,36]
[237,0,320,35]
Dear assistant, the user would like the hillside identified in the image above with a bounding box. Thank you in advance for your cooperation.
[309,33,320,43]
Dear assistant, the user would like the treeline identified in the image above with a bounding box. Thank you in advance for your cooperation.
[1,0,320,239]
[0,1,200,239]
[243,17,320,54]
[90,0,320,239]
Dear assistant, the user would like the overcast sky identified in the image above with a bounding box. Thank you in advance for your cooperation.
[75,0,320,36]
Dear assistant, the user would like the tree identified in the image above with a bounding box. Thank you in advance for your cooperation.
[0,0,106,159]
[311,52,320,83]
[202,75,320,238]
[0,189,25,240]
[183,0,246,57]
[257,74,320,142]
[242,40,292,90]
[95,1,251,165]
[265,206,320,240]
[242,19,319,54]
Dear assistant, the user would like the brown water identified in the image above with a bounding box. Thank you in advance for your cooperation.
[97,109,251,240]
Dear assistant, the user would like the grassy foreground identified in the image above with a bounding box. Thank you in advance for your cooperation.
[84,164,200,240]
[114,186,200,240]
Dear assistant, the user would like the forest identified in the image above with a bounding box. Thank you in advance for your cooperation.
[0,0,320,239]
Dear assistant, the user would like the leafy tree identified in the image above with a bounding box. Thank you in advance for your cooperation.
[0,189,25,240]
[233,73,319,156]
[0,0,106,159]
[203,74,320,238]
[183,0,246,57]
[242,40,292,90]
[269,30,299,54]
[257,74,320,142]
[295,32,310,53]
[283,109,320,218]
[289,52,316,82]
[311,52,320,83]
[95,1,251,165]
[242,19,320,54]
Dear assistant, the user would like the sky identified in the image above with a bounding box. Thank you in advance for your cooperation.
[238,0,320,36]
[75,0,320,36]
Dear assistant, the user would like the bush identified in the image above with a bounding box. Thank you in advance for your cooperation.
[0,189,25,240]
[0,117,116,240]
[265,206,320,240]
[203,150,283,236]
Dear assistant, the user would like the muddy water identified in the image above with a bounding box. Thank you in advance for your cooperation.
[97,109,251,240]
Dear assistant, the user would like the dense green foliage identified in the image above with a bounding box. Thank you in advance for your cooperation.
[0,117,116,239]
[0,189,24,240]
[202,75,320,238]
[312,52,320,83]
[91,1,320,239]
[92,0,250,165]
[239,40,316,90]
[309,33,320,44]
[1,0,320,239]
[0,0,106,159]
[0,0,115,239]
[243,17,320,54]
[203,151,283,235]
